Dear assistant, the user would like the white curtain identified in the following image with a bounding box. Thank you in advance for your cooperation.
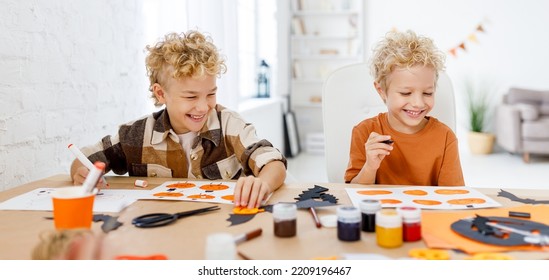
[144,0,240,109]
[186,0,240,109]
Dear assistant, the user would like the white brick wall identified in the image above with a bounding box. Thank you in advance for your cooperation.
[0,0,153,191]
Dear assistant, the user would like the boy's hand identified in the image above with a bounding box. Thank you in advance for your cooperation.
[364,132,393,170]
[234,176,271,209]
[72,166,106,190]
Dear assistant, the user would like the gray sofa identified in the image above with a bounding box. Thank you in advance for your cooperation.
[496,87,549,162]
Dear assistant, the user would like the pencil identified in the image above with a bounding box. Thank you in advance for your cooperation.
[309,207,322,228]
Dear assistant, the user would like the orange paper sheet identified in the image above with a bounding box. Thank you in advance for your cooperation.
[422,205,549,254]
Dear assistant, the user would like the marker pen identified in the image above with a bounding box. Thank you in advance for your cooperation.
[69,144,109,187]
[81,161,105,195]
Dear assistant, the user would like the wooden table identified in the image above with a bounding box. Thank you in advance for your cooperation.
[1,174,549,260]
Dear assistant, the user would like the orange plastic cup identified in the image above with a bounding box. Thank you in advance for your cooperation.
[51,187,97,229]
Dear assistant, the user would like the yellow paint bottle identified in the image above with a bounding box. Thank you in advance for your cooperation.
[375,209,403,248]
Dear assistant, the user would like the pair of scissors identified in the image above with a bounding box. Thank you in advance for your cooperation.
[132,206,220,228]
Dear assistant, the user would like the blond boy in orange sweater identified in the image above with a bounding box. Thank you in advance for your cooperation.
[345,30,464,186]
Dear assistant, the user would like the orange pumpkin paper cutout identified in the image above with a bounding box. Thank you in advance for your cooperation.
[434,189,470,195]
[358,190,393,195]
[232,206,265,215]
[187,194,216,200]
[413,199,442,206]
[200,183,230,191]
[221,195,234,202]
[447,198,486,205]
[403,190,428,196]
[153,192,184,197]
[167,182,196,189]
[381,199,402,204]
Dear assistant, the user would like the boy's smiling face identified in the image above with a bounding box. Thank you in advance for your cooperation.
[375,65,436,134]
[153,74,217,134]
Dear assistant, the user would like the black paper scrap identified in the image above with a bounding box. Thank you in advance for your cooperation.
[226,214,256,227]
[497,189,549,205]
[320,193,338,203]
[296,199,336,209]
[93,214,123,233]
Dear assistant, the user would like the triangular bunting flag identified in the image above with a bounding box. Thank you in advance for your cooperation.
[476,24,484,32]
[459,43,466,51]
[467,34,478,43]
[448,48,457,57]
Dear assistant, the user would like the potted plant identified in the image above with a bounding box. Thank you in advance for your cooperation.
[465,79,496,154]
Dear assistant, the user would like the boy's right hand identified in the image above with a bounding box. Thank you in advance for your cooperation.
[72,166,90,186]
[364,132,393,170]
[72,166,106,190]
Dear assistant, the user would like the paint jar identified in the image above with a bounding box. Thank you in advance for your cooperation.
[205,232,236,260]
[375,209,403,248]
[337,206,361,241]
[360,199,381,232]
[398,206,422,242]
[273,203,297,237]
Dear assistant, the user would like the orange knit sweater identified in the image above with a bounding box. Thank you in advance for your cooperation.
[344,113,465,186]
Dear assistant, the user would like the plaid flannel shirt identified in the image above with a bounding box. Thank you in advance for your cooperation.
[82,104,287,180]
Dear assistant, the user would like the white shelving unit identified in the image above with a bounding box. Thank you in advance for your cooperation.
[289,0,365,153]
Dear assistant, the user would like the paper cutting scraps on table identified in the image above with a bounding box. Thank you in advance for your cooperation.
[497,189,549,204]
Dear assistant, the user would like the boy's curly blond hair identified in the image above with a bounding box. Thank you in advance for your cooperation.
[145,30,227,106]
[32,229,94,260]
[370,30,445,91]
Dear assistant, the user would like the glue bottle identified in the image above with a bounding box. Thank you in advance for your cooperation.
[375,209,403,248]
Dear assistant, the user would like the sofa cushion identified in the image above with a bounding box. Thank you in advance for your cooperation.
[515,103,539,121]
[541,95,549,114]
[522,116,549,139]
[506,88,549,106]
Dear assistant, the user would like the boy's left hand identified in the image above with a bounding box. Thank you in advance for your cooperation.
[234,176,271,209]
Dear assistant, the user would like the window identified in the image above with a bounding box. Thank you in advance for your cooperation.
[237,0,277,100]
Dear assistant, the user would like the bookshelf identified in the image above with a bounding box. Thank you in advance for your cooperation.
[289,0,365,153]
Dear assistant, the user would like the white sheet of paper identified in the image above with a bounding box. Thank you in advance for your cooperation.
[0,188,149,213]
[345,186,501,210]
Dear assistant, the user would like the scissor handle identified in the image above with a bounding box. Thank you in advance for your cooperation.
[132,213,176,228]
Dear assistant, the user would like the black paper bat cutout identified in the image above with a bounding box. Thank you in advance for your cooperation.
[295,185,338,204]
[497,189,549,205]
[93,214,123,233]
[226,214,257,226]
[226,205,273,227]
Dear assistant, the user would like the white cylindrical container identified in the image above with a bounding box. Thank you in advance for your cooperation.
[337,206,361,241]
[273,203,297,237]
[376,209,403,248]
[205,233,236,260]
